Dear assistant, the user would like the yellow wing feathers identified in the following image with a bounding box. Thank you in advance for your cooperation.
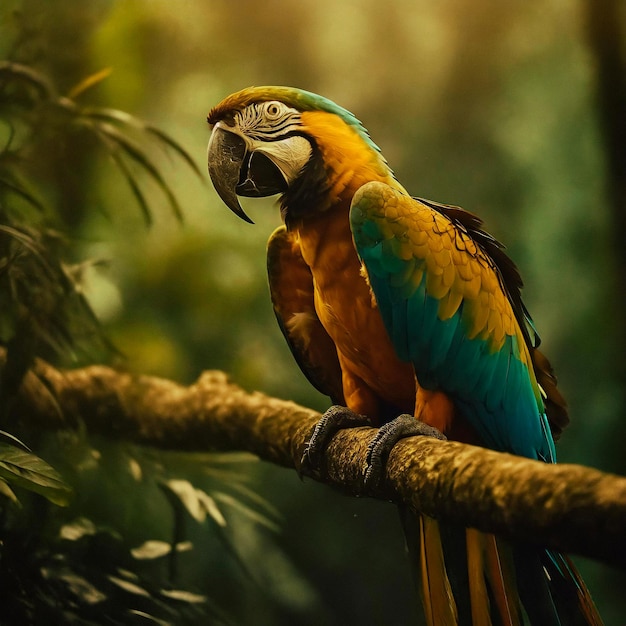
[352,182,524,355]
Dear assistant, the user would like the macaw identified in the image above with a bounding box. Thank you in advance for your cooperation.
[206,86,602,625]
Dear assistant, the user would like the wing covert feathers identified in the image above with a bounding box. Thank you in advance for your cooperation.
[350,182,522,354]
[350,181,556,460]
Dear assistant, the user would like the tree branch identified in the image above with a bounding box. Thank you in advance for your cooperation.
[9,355,626,570]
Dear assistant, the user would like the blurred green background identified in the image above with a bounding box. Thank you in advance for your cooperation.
[1,0,624,623]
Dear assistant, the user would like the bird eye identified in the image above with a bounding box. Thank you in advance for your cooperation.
[265,102,282,118]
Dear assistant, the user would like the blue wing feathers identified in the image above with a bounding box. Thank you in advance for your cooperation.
[391,297,410,361]
[349,183,600,626]
[483,345,510,413]
[426,311,460,371]
[351,184,555,461]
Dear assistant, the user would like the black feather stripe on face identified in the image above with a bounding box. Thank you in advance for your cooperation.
[280,139,333,227]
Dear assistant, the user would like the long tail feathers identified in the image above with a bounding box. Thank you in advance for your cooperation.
[564,555,604,626]
[419,515,458,626]
[483,533,522,626]
[400,510,603,625]
[543,552,604,626]
[466,528,495,626]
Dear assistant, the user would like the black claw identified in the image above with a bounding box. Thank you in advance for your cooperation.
[363,415,446,489]
[300,405,370,478]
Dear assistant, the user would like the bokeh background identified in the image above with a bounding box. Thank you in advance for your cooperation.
[1,0,624,623]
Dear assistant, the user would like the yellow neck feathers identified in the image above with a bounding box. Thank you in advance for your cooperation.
[300,111,405,209]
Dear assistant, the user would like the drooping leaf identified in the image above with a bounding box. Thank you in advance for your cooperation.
[107,574,151,597]
[81,106,203,178]
[0,176,46,212]
[0,61,54,102]
[100,123,184,222]
[85,120,184,223]
[160,589,207,604]
[131,540,172,560]
[59,517,97,541]
[0,477,19,504]
[212,491,280,533]
[160,478,226,526]
[96,134,153,225]
[0,442,72,505]
[0,429,31,451]
[66,67,113,100]
[56,573,107,605]
[127,610,172,626]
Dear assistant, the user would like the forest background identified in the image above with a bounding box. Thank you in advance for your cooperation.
[0,1,624,624]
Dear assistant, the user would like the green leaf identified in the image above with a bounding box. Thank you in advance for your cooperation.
[213,491,280,533]
[0,176,46,212]
[160,588,207,604]
[0,429,31,451]
[99,122,184,221]
[160,478,226,526]
[102,142,153,225]
[0,61,54,101]
[66,67,113,100]
[59,517,97,541]
[86,120,184,223]
[127,610,171,626]
[0,477,19,505]
[131,540,172,560]
[0,443,72,505]
[107,574,150,597]
[81,106,203,178]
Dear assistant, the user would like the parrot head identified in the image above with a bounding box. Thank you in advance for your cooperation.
[207,86,399,224]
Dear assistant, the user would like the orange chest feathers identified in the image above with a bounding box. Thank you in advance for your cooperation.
[293,210,416,419]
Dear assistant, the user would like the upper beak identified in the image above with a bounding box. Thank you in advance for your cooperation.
[208,124,290,224]
[207,125,254,224]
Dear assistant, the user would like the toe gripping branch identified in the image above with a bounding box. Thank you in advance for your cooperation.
[300,406,447,489]
[300,405,370,479]
[364,415,446,489]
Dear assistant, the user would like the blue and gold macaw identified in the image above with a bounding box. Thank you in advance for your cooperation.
[206,86,602,625]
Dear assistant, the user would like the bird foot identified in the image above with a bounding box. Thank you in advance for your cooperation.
[300,407,446,489]
[300,405,370,478]
[363,415,446,489]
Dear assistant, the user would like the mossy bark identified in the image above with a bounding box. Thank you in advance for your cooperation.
[9,356,626,569]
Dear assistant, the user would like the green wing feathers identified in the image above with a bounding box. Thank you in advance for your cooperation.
[350,181,554,461]
[351,182,525,355]
[349,181,603,624]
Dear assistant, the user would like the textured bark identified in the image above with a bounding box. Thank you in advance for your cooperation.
[8,356,626,569]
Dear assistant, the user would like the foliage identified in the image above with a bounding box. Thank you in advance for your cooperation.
[0,10,313,625]
[0,430,71,506]
[1,519,224,625]
[0,0,624,623]
[0,447,304,625]
[0,59,202,369]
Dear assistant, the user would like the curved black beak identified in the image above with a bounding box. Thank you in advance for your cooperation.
[208,126,289,224]
[207,126,254,224]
